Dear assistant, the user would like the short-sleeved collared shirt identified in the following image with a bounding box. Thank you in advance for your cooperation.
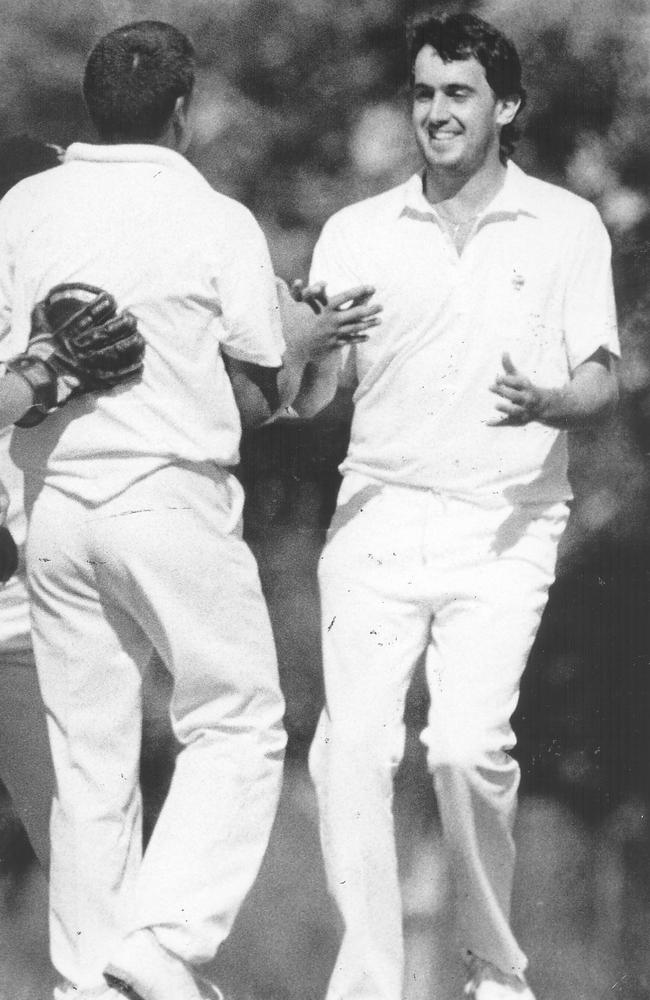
[310,162,619,505]
[0,143,284,504]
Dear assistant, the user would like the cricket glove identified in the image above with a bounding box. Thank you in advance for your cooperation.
[6,283,145,427]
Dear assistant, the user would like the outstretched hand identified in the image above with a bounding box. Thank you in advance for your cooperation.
[488,352,549,426]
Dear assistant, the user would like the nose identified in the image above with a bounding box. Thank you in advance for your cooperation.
[425,92,451,124]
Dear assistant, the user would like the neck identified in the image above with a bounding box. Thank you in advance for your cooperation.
[423,157,507,216]
[99,118,185,153]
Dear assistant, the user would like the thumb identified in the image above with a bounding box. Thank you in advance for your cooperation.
[501,351,518,375]
[30,301,53,338]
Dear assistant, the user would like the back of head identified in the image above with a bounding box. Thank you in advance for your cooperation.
[83,20,195,143]
[407,11,526,159]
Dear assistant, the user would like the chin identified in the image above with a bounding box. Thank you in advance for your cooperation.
[424,151,465,172]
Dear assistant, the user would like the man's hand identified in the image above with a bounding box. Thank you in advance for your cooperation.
[270,279,381,422]
[488,348,617,429]
[488,352,548,426]
[290,279,328,314]
[284,280,381,362]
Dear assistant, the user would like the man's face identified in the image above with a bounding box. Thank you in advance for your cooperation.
[411,45,518,178]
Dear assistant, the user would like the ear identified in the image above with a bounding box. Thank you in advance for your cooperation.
[171,94,193,150]
[496,94,521,127]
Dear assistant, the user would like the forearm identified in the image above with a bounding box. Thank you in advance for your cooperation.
[278,350,339,419]
[222,355,280,429]
[533,357,618,429]
[225,349,338,428]
[0,369,36,428]
[273,279,378,420]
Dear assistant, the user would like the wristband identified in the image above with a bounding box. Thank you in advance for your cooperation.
[5,354,57,426]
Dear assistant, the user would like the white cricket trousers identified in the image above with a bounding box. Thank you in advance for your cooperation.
[26,463,286,992]
[309,473,568,1000]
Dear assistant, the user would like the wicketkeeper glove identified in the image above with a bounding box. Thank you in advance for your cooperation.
[6,283,145,428]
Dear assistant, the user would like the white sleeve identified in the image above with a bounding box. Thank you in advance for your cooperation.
[309,214,365,385]
[217,206,284,367]
[563,204,619,371]
[309,214,365,296]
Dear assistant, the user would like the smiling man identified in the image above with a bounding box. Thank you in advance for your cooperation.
[303,12,619,1000]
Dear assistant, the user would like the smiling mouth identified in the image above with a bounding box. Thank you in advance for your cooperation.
[427,130,459,142]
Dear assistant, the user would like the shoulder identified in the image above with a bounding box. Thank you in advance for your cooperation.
[517,167,606,232]
[0,167,64,244]
[319,181,411,240]
[204,186,260,228]
[0,164,63,211]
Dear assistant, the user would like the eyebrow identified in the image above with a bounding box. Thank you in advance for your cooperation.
[412,82,476,93]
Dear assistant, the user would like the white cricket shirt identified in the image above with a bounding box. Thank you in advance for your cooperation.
[0,143,284,504]
[311,162,619,505]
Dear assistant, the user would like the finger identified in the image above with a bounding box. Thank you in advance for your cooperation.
[486,402,528,426]
[493,399,523,414]
[301,282,328,313]
[304,281,327,302]
[86,292,117,322]
[489,384,527,404]
[485,416,520,427]
[336,317,381,337]
[70,313,138,349]
[68,296,116,334]
[501,351,518,375]
[289,279,305,302]
[492,374,526,390]
[328,286,376,310]
[30,301,52,336]
[333,333,370,345]
[333,304,382,327]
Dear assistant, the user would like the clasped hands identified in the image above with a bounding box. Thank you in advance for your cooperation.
[278,278,381,363]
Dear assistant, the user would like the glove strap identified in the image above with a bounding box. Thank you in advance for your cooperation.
[5,355,58,427]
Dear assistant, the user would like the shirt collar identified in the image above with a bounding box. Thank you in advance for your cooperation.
[64,142,199,179]
[399,160,539,223]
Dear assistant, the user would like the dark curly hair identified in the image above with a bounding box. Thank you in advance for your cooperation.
[83,21,195,142]
[406,11,527,162]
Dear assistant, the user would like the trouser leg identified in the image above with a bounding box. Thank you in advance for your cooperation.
[422,501,568,978]
[309,477,431,1000]
[123,516,286,960]
[29,467,286,987]
[27,497,148,991]
[92,468,286,965]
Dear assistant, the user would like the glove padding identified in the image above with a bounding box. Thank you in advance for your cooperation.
[7,283,145,427]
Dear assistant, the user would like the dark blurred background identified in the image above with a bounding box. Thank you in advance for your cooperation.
[1,1,650,999]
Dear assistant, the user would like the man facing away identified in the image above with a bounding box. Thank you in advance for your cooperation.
[0,20,378,1000]
[303,12,620,1000]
